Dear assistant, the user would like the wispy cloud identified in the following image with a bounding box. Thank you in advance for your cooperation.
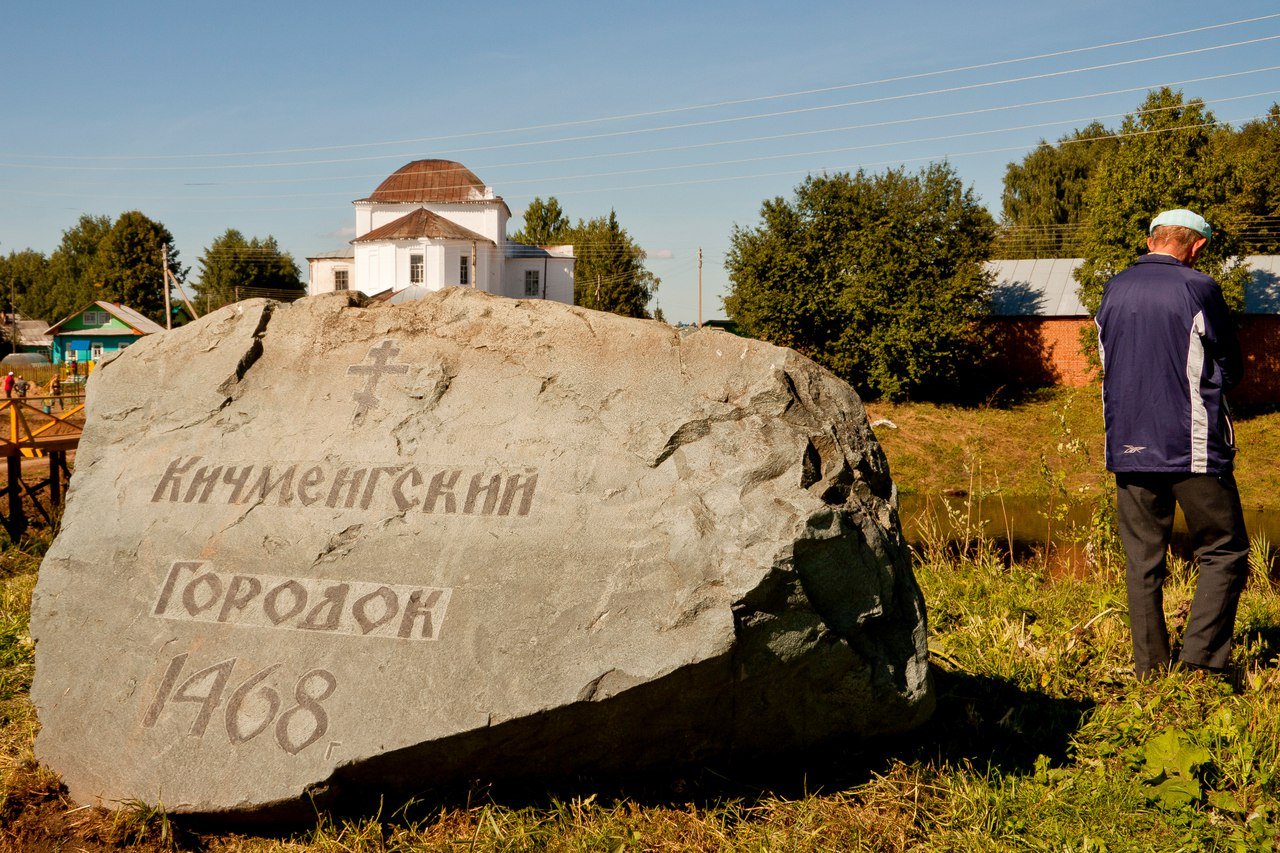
[646,248,675,260]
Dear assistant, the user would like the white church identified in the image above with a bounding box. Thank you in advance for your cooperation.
[308,160,575,304]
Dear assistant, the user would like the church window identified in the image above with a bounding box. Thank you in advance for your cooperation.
[524,270,540,297]
[334,270,349,292]
[410,254,424,284]
[459,256,470,285]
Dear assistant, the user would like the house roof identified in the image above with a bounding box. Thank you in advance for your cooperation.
[988,255,1280,317]
[2,314,53,347]
[1244,255,1280,313]
[987,258,1088,317]
[505,242,576,260]
[352,208,495,245]
[384,285,434,305]
[16,320,52,347]
[356,160,490,204]
[46,301,167,337]
[307,248,355,261]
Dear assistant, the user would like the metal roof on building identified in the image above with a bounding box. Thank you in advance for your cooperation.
[1244,255,1280,314]
[987,258,1088,317]
[356,160,489,204]
[383,285,433,305]
[3,315,53,348]
[352,208,494,245]
[46,301,166,337]
[101,301,167,334]
[306,248,355,261]
[505,242,575,259]
[987,256,1280,317]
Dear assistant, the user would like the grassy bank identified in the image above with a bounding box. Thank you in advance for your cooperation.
[3,526,1279,850]
[867,386,1280,510]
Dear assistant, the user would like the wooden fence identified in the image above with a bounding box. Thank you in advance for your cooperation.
[0,394,85,540]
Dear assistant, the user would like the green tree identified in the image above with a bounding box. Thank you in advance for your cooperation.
[27,214,112,324]
[513,199,658,317]
[569,211,658,318]
[0,249,50,316]
[999,122,1117,258]
[725,164,996,401]
[1074,89,1251,315]
[511,197,570,245]
[1221,104,1280,253]
[195,229,304,311]
[0,249,50,352]
[96,211,186,324]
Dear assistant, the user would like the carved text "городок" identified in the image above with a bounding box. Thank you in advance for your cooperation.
[152,561,452,641]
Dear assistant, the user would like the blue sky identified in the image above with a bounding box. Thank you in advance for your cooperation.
[2,1,1279,323]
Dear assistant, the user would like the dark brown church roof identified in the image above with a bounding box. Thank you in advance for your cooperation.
[357,160,489,204]
[352,208,494,244]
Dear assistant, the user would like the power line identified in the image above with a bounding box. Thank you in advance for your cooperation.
[5,35,1280,174]
[131,64,1280,190]
[513,111,1271,201]
[8,13,1278,163]
[6,83,1278,205]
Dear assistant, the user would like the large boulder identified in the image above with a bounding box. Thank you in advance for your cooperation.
[31,289,932,819]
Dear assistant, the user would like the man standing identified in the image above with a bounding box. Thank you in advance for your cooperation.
[1096,209,1248,677]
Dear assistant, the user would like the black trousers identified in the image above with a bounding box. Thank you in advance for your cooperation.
[1116,471,1250,675]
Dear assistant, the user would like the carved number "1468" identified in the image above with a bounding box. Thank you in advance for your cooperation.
[143,654,337,755]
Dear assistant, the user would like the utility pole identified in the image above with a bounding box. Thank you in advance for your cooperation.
[596,274,602,308]
[162,245,172,330]
[697,247,703,328]
[2,240,12,356]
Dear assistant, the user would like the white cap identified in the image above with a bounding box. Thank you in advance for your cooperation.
[1150,209,1211,240]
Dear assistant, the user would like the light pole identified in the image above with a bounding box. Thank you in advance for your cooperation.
[7,263,15,356]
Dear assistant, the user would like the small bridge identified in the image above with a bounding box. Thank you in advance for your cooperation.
[0,395,85,539]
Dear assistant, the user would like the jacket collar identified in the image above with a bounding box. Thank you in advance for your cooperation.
[1137,253,1189,268]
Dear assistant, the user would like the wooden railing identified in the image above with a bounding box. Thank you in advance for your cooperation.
[0,395,86,458]
[0,395,85,539]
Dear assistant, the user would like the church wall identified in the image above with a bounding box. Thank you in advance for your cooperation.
[422,203,502,244]
[480,249,496,294]
[504,258,537,298]
[502,257,575,302]
[307,258,355,296]
[367,204,423,232]
[426,244,447,290]
[545,258,575,304]
[355,244,396,293]
[355,205,374,238]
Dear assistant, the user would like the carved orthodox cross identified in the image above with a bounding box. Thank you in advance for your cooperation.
[348,340,409,419]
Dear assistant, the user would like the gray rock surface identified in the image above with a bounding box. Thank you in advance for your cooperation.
[31,288,932,819]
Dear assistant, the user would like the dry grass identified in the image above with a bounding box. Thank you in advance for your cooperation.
[867,386,1280,509]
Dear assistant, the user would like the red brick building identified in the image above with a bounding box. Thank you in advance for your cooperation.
[985,256,1280,404]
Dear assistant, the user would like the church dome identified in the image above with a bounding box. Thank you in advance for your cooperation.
[360,160,489,204]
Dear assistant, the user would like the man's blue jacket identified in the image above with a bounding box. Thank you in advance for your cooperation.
[1095,253,1243,475]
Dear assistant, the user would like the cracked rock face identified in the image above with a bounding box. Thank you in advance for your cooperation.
[31,289,932,819]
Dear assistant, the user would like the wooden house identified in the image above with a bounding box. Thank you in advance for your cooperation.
[46,301,166,367]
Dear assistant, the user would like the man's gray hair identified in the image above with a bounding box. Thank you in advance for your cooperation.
[1150,224,1204,251]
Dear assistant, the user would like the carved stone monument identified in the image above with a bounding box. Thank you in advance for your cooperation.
[31,289,932,818]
